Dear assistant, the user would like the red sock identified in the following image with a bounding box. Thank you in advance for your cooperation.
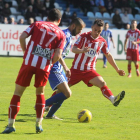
[135,64,139,71]
[36,94,45,118]
[101,85,113,100]
[9,95,20,119]
[128,64,131,74]
[49,91,57,107]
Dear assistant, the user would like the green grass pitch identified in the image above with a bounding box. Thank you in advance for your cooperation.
[0,57,140,140]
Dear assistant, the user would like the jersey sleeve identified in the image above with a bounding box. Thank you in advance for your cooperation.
[139,31,140,40]
[109,31,113,38]
[24,23,35,36]
[101,41,109,54]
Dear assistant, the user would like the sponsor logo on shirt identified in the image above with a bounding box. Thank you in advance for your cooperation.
[85,48,96,58]
[75,36,81,44]
[129,36,135,41]
[32,45,51,59]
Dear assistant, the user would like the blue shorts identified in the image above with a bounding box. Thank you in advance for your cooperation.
[48,70,68,91]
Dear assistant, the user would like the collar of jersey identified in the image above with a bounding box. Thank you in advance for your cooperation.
[90,34,99,40]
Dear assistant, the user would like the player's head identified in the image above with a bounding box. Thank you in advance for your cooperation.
[69,17,86,36]
[91,19,104,38]
[131,20,137,30]
[47,8,62,25]
[104,22,109,30]
[126,23,130,30]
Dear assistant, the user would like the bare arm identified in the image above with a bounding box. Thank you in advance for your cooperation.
[132,40,140,45]
[59,57,71,77]
[104,52,125,76]
[124,38,128,52]
[52,48,63,64]
[111,37,116,48]
[72,46,90,54]
[19,32,28,54]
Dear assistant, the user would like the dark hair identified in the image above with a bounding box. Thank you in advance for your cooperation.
[105,22,109,25]
[70,17,86,28]
[93,19,104,27]
[131,20,137,24]
[48,8,62,22]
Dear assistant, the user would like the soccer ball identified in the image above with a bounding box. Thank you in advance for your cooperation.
[77,109,92,123]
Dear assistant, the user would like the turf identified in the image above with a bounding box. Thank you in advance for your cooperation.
[0,57,140,140]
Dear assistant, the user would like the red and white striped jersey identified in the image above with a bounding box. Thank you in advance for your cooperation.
[126,29,140,50]
[23,21,66,72]
[72,31,109,71]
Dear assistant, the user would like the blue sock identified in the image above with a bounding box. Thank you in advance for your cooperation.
[45,92,67,106]
[46,100,64,117]
[103,54,107,65]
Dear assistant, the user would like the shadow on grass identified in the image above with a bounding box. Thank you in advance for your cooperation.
[24,133,36,134]
[0,114,36,117]
[0,114,36,122]
[0,119,5,122]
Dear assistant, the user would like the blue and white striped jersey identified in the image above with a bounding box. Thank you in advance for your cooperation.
[50,28,72,73]
[100,29,112,48]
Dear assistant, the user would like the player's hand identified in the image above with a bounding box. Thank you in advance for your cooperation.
[132,41,137,45]
[65,69,71,77]
[117,69,125,76]
[124,47,127,53]
[82,47,90,53]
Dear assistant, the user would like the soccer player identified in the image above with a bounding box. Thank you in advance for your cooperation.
[2,8,66,134]
[44,18,85,120]
[44,19,126,119]
[124,20,140,78]
[100,22,115,68]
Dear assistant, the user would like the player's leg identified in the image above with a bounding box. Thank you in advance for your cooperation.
[128,60,132,77]
[2,84,26,134]
[45,82,71,111]
[35,69,50,133]
[133,50,140,76]
[89,76,125,106]
[83,70,125,107]
[45,82,71,119]
[35,86,45,133]
[103,54,107,68]
[126,49,132,77]
[45,71,71,108]
[2,64,32,134]
[45,69,80,119]
[134,61,140,76]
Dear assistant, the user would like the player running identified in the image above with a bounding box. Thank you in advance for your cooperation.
[124,20,140,78]
[44,18,85,120]
[44,19,126,119]
[2,8,65,134]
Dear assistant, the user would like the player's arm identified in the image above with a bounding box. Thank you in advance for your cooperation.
[124,38,128,52]
[72,46,90,54]
[104,52,125,76]
[132,40,140,45]
[59,57,71,77]
[19,32,28,54]
[52,48,63,64]
[110,37,116,48]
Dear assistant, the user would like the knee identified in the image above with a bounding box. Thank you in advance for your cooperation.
[65,90,72,98]
[99,81,106,88]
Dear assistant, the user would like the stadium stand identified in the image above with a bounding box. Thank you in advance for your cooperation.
[0,0,140,29]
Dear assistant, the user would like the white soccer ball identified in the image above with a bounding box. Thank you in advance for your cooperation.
[77,109,92,123]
